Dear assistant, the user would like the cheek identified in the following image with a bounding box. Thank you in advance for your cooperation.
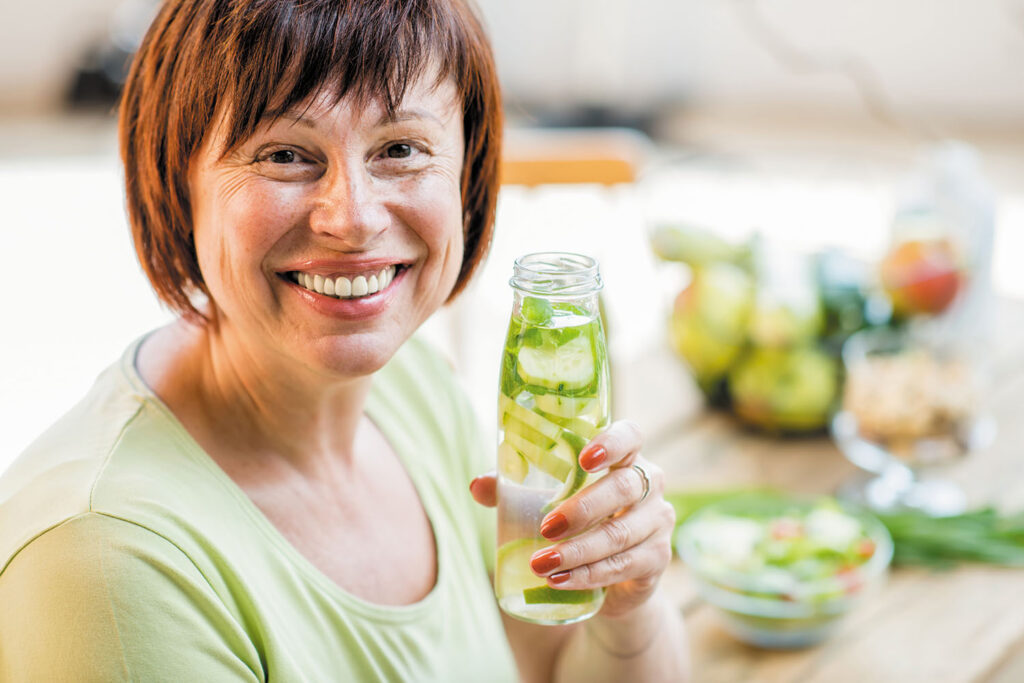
[194,182,304,285]
[404,176,465,271]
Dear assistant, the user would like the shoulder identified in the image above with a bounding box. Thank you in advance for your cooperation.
[0,338,228,580]
[0,346,146,571]
[0,512,262,681]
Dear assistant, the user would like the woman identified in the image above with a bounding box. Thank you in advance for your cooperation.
[0,0,687,680]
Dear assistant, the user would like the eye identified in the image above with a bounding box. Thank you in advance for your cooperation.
[252,145,321,181]
[268,149,296,164]
[385,143,413,159]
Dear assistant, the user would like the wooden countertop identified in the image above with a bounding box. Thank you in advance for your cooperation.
[625,297,1024,682]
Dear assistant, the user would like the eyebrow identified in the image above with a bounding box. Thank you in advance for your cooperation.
[374,108,446,128]
[270,107,444,129]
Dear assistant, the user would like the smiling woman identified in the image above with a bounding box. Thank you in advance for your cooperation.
[185,76,468,378]
[0,1,686,682]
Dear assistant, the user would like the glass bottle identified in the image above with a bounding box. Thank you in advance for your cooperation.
[495,252,611,624]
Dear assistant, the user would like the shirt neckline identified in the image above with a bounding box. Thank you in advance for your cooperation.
[118,332,447,623]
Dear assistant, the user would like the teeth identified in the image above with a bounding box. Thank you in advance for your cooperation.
[291,265,397,299]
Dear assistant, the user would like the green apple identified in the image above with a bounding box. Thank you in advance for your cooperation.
[670,263,754,396]
[728,346,839,432]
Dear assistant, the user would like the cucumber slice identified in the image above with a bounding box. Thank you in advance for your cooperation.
[503,430,572,483]
[535,411,601,442]
[517,334,595,390]
[534,393,599,419]
[500,394,562,442]
[543,462,587,514]
[542,430,590,513]
[498,440,529,483]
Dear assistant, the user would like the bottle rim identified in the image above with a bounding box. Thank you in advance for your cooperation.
[510,252,603,296]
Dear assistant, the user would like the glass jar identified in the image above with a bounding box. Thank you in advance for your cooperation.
[495,252,611,624]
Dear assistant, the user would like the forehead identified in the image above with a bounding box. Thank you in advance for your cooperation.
[289,74,462,128]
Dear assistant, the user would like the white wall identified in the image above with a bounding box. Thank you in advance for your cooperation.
[476,0,1024,128]
[4,0,1023,126]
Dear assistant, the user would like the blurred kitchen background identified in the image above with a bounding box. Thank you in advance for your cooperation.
[2,0,1023,477]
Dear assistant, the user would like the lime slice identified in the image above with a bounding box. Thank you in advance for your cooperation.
[496,537,547,598]
[497,537,547,568]
[522,586,597,605]
[517,334,595,390]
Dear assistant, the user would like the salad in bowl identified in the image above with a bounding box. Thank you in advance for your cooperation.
[675,494,893,648]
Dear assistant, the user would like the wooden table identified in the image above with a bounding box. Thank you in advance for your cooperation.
[621,297,1024,683]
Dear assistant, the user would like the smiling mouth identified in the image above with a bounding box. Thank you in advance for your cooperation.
[287,265,401,299]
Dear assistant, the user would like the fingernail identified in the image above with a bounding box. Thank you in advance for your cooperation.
[549,571,571,585]
[540,512,569,539]
[530,549,561,575]
[579,445,607,471]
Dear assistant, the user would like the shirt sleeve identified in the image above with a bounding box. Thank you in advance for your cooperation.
[0,512,263,683]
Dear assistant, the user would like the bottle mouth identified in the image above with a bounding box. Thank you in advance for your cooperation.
[510,252,603,296]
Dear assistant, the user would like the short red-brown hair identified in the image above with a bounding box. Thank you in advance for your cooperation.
[119,0,502,321]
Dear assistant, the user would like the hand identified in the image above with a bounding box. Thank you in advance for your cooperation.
[470,420,675,619]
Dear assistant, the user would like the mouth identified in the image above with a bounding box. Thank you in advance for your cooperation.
[284,264,404,300]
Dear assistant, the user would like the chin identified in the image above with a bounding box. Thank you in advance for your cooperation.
[310,333,403,379]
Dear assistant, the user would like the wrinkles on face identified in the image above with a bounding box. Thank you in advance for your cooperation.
[186,74,466,386]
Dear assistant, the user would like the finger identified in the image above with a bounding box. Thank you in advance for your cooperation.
[469,471,497,507]
[530,499,675,577]
[578,420,643,472]
[542,530,674,591]
[539,459,665,540]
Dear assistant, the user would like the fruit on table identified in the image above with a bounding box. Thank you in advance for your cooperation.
[880,238,963,316]
[669,263,754,395]
[729,346,839,432]
[748,301,823,349]
[650,223,749,267]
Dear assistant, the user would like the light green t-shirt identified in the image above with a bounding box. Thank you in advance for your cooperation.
[0,335,518,682]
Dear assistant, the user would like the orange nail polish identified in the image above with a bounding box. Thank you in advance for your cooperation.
[579,445,607,471]
[530,549,561,575]
[540,512,569,539]
[549,571,571,585]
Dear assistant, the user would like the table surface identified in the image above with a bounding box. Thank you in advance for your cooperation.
[625,297,1024,683]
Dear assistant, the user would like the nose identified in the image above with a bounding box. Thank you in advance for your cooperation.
[308,161,389,248]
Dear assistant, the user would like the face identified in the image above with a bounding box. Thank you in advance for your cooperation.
[188,74,465,379]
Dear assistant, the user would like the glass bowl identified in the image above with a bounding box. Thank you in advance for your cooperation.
[832,327,995,516]
[675,494,893,649]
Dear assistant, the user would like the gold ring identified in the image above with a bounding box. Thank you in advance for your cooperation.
[632,463,651,504]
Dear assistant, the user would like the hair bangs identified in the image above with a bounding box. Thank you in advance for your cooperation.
[220,0,462,152]
[120,0,501,320]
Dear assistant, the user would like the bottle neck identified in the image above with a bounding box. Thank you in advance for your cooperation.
[510,252,603,320]
[510,252,602,296]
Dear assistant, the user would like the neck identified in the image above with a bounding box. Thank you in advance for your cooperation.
[139,318,374,481]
